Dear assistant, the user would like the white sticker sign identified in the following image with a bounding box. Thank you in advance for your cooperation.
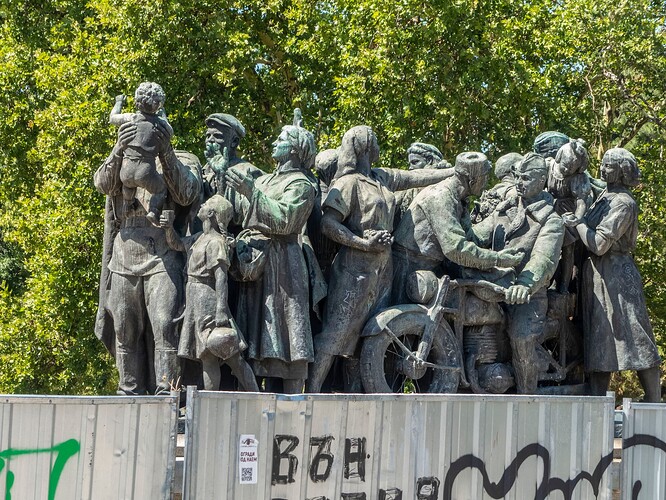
[239,434,259,484]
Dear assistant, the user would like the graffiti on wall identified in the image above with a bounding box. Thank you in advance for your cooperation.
[0,439,80,500]
[269,432,666,500]
[623,433,666,500]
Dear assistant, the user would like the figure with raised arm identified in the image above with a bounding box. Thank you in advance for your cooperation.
[306,126,461,393]
[94,119,201,395]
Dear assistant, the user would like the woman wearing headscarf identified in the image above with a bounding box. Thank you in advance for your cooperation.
[226,124,319,393]
[306,125,455,392]
[393,142,452,229]
[563,147,661,401]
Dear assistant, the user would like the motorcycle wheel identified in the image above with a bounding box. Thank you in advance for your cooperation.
[360,308,460,394]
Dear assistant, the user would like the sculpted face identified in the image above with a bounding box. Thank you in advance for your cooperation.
[197,199,215,220]
[515,169,545,200]
[205,125,237,158]
[408,153,428,170]
[272,129,293,161]
[600,160,620,184]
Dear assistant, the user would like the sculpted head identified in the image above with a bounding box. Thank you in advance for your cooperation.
[272,124,317,170]
[555,139,589,177]
[337,125,379,177]
[601,147,640,187]
[134,82,165,114]
[205,113,246,160]
[315,148,339,188]
[454,152,491,197]
[494,152,523,182]
[407,142,443,170]
[198,194,233,231]
[533,131,569,159]
[513,153,548,200]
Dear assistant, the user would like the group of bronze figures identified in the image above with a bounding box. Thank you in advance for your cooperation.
[94,83,661,401]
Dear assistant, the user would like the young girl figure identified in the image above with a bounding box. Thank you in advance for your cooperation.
[161,195,258,391]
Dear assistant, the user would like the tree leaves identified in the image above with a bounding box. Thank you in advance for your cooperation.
[0,0,664,394]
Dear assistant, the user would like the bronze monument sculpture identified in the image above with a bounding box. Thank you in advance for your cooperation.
[93,94,661,400]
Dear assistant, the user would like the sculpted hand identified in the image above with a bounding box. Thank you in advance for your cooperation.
[159,210,175,228]
[117,121,137,150]
[562,212,581,228]
[215,312,231,328]
[363,229,393,253]
[153,118,173,150]
[210,146,229,175]
[496,248,525,267]
[205,141,222,160]
[225,169,254,198]
[434,159,453,169]
[115,94,127,104]
[505,285,530,305]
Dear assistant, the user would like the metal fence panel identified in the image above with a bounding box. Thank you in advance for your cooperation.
[621,399,666,500]
[0,395,178,500]
[183,390,615,500]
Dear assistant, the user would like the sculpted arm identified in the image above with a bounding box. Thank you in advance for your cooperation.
[569,200,633,256]
[423,196,523,269]
[160,147,201,206]
[517,215,565,292]
[94,146,123,196]
[375,167,455,192]
[321,209,389,253]
[214,265,230,327]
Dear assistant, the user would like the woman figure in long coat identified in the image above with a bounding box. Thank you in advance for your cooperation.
[563,147,661,401]
[306,125,455,393]
[226,124,318,393]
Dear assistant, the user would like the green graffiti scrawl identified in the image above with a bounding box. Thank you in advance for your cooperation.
[0,439,80,500]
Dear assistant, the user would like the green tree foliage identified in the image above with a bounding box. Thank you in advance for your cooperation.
[0,0,664,394]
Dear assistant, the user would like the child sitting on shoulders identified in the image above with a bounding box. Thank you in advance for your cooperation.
[109,81,173,226]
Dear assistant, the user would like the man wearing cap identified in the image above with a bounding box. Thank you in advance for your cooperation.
[470,152,565,393]
[202,113,264,233]
[391,152,524,305]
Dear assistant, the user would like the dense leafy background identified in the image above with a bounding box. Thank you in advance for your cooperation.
[0,0,664,396]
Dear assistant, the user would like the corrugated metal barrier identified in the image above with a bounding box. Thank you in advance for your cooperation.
[0,394,178,500]
[621,399,666,500]
[183,390,615,500]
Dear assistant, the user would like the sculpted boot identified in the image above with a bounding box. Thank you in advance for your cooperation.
[115,350,145,395]
[154,349,182,395]
[511,338,539,394]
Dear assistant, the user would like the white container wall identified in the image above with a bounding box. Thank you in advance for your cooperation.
[621,399,666,500]
[183,390,615,500]
[0,395,178,500]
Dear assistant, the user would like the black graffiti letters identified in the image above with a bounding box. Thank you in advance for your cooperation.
[379,487,403,500]
[267,431,666,500]
[310,436,335,483]
[344,438,367,481]
[272,435,300,485]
